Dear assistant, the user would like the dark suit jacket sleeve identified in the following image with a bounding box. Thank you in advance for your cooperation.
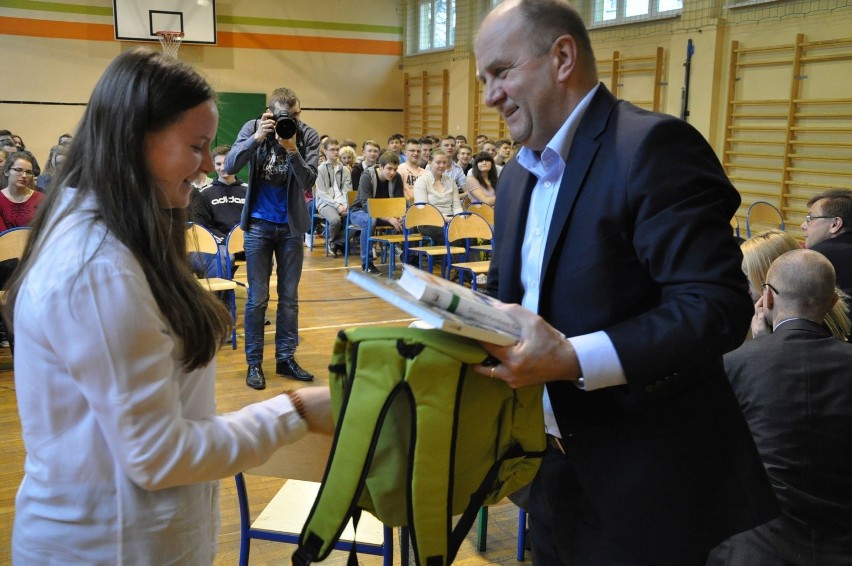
[602,118,753,390]
[492,92,753,395]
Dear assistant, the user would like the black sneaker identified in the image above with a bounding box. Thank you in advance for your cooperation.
[362,261,382,275]
[246,364,266,390]
[276,357,314,382]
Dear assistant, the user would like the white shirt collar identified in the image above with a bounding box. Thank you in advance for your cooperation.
[516,83,600,177]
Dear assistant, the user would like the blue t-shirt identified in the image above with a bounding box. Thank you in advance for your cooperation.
[250,143,292,224]
[251,180,289,224]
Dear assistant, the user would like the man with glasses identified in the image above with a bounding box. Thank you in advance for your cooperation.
[802,189,852,296]
[710,249,852,564]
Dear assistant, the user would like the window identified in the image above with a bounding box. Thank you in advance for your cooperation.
[410,0,455,54]
[591,0,682,26]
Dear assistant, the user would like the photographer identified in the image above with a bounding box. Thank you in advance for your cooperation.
[225,87,319,390]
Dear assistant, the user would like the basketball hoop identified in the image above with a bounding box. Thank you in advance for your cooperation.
[155,31,184,58]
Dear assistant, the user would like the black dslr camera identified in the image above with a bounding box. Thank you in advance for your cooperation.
[273,110,298,139]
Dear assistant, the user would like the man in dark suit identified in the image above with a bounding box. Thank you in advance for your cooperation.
[802,189,852,297]
[709,249,852,564]
[473,1,779,563]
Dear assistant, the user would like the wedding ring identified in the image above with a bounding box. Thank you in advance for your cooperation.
[490,366,496,379]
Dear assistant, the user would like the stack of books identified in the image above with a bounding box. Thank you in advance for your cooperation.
[347,265,521,345]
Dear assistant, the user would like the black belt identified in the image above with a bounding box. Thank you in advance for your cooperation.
[546,434,566,455]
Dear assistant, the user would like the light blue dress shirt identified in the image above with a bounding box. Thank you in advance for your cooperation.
[515,84,627,438]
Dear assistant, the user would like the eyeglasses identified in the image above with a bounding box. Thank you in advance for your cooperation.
[804,214,835,223]
[9,167,34,177]
[761,283,780,295]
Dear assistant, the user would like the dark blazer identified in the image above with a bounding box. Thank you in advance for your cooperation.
[721,319,852,560]
[487,85,778,563]
[811,231,852,297]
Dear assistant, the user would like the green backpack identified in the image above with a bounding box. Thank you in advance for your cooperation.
[294,326,545,566]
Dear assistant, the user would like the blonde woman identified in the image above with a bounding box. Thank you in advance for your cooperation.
[742,229,850,340]
[339,145,357,170]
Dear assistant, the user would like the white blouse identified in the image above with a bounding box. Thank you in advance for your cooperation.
[12,190,308,565]
[413,171,462,218]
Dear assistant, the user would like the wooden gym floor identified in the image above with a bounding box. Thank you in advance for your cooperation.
[0,241,526,565]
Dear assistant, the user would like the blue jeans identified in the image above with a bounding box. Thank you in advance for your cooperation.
[350,209,372,264]
[244,218,304,364]
[189,247,226,278]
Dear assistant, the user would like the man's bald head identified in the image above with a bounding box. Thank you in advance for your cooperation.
[766,249,838,323]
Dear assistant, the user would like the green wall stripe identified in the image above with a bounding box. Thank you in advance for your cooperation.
[0,0,112,17]
[217,15,401,35]
[1,1,402,36]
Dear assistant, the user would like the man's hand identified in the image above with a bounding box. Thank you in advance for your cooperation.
[474,302,582,388]
[750,295,771,337]
[278,133,298,153]
[383,217,402,232]
[254,111,275,143]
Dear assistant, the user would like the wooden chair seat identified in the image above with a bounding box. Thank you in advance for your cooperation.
[195,277,238,292]
[234,475,392,565]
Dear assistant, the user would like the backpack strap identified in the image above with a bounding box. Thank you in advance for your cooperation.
[296,332,412,563]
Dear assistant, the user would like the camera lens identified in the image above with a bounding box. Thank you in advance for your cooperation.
[275,112,298,139]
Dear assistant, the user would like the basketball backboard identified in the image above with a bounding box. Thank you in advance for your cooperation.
[113,0,217,45]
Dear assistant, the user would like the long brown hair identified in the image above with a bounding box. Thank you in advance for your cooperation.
[3,49,230,370]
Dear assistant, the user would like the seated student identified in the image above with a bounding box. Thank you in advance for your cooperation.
[351,139,380,190]
[387,133,405,163]
[0,150,46,348]
[741,229,850,340]
[1,150,45,232]
[436,135,470,196]
[418,136,435,169]
[466,152,498,206]
[474,134,488,153]
[349,151,404,275]
[0,132,21,186]
[190,145,247,277]
[0,132,40,178]
[397,138,426,202]
[709,249,852,565]
[494,138,514,167]
[479,140,503,176]
[413,148,462,246]
[36,145,68,193]
[339,145,357,171]
[456,144,474,175]
[314,137,352,256]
